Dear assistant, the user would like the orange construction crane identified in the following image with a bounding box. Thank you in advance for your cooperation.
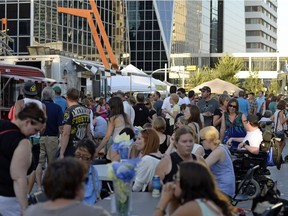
[57,0,118,70]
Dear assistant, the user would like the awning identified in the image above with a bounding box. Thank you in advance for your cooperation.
[0,63,66,84]
[72,59,122,77]
[0,63,45,78]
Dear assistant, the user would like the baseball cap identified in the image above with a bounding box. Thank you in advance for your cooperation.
[23,81,38,96]
[53,86,61,94]
[199,86,211,92]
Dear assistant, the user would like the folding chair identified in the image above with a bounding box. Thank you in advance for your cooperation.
[261,202,283,216]
[232,165,260,206]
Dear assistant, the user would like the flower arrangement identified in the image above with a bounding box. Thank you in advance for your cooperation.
[112,132,134,160]
[134,126,143,137]
[107,159,140,216]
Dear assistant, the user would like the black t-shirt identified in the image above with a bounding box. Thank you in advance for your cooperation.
[149,109,156,120]
[133,103,150,127]
[63,104,90,156]
[214,108,223,131]
[0,120,28,197]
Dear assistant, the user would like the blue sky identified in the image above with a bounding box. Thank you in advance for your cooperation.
[277,0,288,52]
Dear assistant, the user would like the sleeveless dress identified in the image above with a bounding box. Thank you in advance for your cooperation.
[210,145,235,197]
[159,135,168,154]
[163,152,197,184]
[223,112,246,148]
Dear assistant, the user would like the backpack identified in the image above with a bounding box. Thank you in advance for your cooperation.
[259,121,282,168]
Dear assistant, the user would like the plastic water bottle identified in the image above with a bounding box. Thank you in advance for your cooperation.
[152,175,161,198]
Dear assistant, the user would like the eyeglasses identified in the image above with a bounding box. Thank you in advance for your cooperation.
[228,104,237,109]
[75,154,91,161]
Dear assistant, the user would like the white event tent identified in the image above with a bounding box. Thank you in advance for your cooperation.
[107,64,167,92]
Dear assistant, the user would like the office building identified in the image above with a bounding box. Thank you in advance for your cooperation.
[245,0,278,52]
[0,0,129,65]
[126,0,211,73]
[210,0,246,54]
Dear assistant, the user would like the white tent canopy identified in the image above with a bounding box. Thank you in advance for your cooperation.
[121,64,148,77]
[107,75,167,92]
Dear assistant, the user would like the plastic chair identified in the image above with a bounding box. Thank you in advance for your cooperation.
[261,202,283,216]
[232,165,260,206]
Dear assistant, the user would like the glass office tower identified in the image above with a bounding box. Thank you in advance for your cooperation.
[210,0,246,54]
[126,0,211,72]
[0,0,129,65]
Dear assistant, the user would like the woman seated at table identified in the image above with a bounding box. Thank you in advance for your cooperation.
[227,114,263,155]
[165,131,205,157]
[74,138,101,205]
[153,161,235,216]
[132,128,162,192]
[155,126,205,184]
[25,158,110,216]
[199,126,235,198]
[152,116,171,154]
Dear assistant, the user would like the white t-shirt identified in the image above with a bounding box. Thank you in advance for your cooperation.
[242,128,263,149]
[178,96,190,106]
[123,101,135,125]
[161,96,172,119]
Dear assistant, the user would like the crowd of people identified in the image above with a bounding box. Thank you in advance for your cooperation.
[0,80,287,215]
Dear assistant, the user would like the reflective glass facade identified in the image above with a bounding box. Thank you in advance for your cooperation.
[0,0,31,54]
[127,1,169,72]
[171,0,210,67]
[223,1,246,53]
[1,0,129,65]
[210,0,246,54]
[127,0,211,72]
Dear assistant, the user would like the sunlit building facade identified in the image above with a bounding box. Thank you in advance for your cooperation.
[245,0,278,52]
[0,0,130,65]
[126,0,211,72]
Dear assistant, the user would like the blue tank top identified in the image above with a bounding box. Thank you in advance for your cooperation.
[210,145,235,197]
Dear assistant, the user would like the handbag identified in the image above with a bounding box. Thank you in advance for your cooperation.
[266,144,275,166]
[274,111,285,140]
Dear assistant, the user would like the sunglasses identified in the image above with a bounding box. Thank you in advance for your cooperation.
[228,104,237,109]
[74,153,91,161]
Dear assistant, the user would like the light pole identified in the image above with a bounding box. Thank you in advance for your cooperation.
[149,63,169,94]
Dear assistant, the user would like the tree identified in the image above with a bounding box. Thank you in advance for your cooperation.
[186,66,213,88]
[267,79,279,94]
[242,71,264,93]
[213,54,243,85]
[186,54,243,89]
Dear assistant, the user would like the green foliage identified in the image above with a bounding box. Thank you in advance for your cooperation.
[186,54,243,89]
[267,79,280,94]
[213,54,243,85]
[187,66,213,87]
[242,71,264,93]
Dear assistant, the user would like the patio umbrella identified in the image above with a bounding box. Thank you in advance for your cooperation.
[191,78,242,94]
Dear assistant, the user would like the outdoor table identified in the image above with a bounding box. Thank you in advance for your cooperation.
[97,192,159,216]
